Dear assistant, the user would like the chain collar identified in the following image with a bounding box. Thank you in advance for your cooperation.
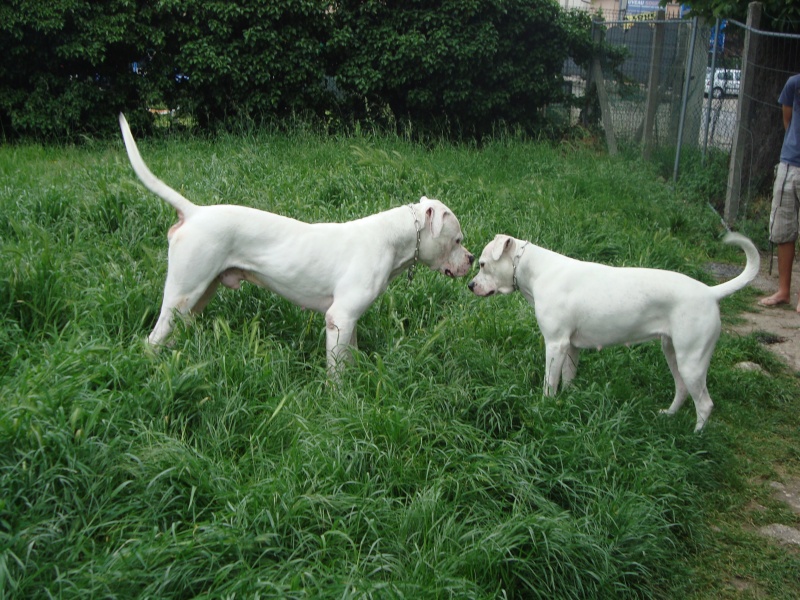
[512,241,529,291]
[407,204,422,282]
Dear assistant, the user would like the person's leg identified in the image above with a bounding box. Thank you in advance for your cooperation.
[795,166,800,313]
[759,241,794,306]
[760,163,799,308]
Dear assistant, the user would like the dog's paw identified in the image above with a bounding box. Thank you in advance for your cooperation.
[141,338,163,359]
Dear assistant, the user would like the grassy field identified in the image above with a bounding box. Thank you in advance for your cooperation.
[1,128,799,599]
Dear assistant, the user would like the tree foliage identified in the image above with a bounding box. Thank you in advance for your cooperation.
[0,0,149,138]
[329,0,593,137]
[154,0,331,128]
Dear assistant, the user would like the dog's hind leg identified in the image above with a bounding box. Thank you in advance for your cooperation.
[659,336,689,417]
[690,386,714,432]
[148,272,221,346]
[682,365,714,432]
[191,279,220,314]
[672,337,716,431]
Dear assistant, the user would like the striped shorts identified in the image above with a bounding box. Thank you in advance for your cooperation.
[769,162,800,245]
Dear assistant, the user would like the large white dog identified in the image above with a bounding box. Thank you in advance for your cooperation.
[468,233,759,431]
[118,114,474,374]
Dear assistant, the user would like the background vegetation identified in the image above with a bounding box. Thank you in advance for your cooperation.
[685,0,799,32]
[1,127,798,598]
[0,0,593,140]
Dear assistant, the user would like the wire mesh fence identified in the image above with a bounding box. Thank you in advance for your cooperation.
[724,17,800,222]
[562,14,729,175]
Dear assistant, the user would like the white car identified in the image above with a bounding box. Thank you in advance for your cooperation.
[705,68,741,99]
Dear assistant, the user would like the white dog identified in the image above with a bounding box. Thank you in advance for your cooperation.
[118,113,474,374]
[468,233,759,431]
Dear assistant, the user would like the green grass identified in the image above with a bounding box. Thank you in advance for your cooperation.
[1,130,799,599]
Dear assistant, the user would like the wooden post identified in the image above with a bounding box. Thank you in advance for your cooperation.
[724,2,762,225]
[590,19,618,156]
[642,10,666,160]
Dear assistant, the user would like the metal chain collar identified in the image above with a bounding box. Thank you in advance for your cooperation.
[512,241,529,291]
[407,204,422,282]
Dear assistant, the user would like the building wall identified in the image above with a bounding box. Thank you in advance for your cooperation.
[557,0,682,20]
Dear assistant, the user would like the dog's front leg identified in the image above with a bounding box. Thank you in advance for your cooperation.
[561,345,580,388]
[543,339,570,396]
[325,310,357,378]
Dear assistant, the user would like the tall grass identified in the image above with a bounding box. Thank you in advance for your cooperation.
[1,130,798,599]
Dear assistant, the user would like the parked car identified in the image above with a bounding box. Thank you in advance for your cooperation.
[705,68,741,99]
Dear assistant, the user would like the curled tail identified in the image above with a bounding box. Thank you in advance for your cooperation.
[711,232,760,300]
[118,113,196,217]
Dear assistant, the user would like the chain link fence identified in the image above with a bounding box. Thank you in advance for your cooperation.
[723,12,800,224]
[561,6,800,227]
[562,13,734,176]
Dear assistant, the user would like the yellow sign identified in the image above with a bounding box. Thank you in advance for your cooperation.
[623,11,658,30]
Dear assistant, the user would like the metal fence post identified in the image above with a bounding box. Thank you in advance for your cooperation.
[642,10,666,161]
[724,2,762,225]
[589,17,618,155]
[702,18,721,162]
[673,16,699,182]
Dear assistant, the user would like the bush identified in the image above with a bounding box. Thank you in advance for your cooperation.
[155,0,333,129]
[0,0,593,140]
[330,0,593,137]
[0,0,154,138]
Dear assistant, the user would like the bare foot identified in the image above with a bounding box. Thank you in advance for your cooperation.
[758,292,790,307]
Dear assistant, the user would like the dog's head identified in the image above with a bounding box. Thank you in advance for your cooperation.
[416,196,474,277]
[468,234,519,296]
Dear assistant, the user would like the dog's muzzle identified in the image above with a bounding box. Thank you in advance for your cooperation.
[468,280,494,296]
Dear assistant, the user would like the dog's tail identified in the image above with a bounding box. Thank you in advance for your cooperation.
[118,113,195,217]
[710,232,760,300]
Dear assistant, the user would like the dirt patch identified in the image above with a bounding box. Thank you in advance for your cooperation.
[709,250,800,374]
[769,479,800,515]
[757,523,800,546]
[727,576,765,596]
[709,251,800,549]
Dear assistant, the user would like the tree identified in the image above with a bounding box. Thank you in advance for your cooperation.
[680,0,799,32]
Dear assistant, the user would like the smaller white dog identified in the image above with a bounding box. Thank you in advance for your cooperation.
[118,114,474,375]
[468,233,760,431]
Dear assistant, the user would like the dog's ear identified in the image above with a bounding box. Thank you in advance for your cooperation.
[425,205,446,238]
[491,235,514,261]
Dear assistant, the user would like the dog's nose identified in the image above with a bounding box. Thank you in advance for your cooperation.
[468,281,475,291]
[468,254,475,265]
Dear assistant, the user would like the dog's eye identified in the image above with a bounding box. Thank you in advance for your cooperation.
[455,238,462,245]
[479,261,485,269]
